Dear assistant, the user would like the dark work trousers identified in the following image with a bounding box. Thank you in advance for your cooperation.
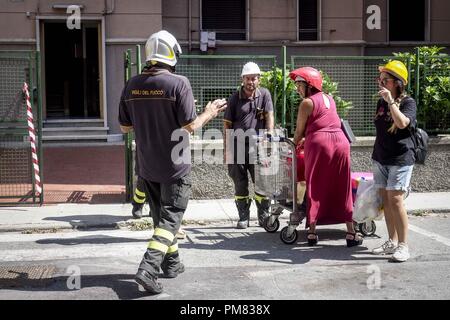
[137,174,191,277]
[228,163,255,197]
[132,176,147,206]
[228,141,257,197]
[132,156,146,206]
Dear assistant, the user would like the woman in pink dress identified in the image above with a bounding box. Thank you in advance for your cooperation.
[289,67,363,247]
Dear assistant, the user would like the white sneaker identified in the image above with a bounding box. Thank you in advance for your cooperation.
[372,239,397,255]
[176,229,186,240]
[391,243,410,262]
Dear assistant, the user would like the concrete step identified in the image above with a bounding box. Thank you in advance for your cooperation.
[42,126,109,137]
[42,134,109,143]
[43,119,104,128]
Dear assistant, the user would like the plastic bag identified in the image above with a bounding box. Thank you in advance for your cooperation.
[351,172,374,204]
[353,179,384,223]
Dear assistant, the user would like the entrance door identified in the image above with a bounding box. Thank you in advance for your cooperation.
[43,21,100,119]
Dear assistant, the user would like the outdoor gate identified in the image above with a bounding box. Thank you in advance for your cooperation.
[0,51,43,205]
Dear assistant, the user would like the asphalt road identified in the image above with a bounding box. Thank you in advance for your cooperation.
[0,213,449,300]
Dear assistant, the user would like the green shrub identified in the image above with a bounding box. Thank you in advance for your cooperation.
[260,67,353,133]
[393,46,450,132]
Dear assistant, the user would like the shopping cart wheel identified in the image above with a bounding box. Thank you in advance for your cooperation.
[264,217,280,233]
[353,221,360,233]
[358,221,376,237]
[280,226,298,244]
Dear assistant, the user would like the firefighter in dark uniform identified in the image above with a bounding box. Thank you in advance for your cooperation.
[131,155,147,219]
[223,62,275,229]
[119,30,226,294]
[132,172,186,238]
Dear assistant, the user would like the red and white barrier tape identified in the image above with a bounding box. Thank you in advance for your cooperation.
[23,82,42,195]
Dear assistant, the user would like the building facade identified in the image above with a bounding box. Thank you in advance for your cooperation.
[0,0,449,138]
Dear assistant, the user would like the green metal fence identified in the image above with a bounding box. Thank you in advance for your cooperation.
[290,55,411,136]
[123,45,449,199]
[0,51,43,205]
[123,46,277,199]
[177,55,278,134]
[420,55,450,133]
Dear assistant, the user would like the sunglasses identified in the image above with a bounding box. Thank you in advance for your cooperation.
[294,81,306,87]
[377,77,395,86]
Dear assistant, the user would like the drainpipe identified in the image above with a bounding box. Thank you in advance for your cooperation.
[246,0,250,41]
[103,0,115,15]
[427,0,431,41]
[188,0,192,53]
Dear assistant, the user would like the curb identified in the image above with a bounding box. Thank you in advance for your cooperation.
[0,210,447,233]
[0,223,121,233]
[0,218,238,233]
[407,208,449,215]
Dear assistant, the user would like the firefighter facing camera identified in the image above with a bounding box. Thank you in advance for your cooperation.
[223,62,275,229]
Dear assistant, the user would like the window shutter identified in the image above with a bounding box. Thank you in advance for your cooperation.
[299,0,318,41]
[202,0,246,40]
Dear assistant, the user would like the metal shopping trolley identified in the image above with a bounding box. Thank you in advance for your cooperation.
[254,133,304,244]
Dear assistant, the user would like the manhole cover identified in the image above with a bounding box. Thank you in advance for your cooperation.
[0,265,56,288]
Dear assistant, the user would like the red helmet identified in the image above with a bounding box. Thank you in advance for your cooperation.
[289,67,323,91]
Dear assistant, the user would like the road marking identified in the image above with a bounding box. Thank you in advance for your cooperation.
[409,224,450,247]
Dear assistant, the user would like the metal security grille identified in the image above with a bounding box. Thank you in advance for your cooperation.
[0,134,32,196]
[0,55,29,124]
[421,55,450,133]
[291,56,410,135]
[177,55,277,136]
[0,51,42,204]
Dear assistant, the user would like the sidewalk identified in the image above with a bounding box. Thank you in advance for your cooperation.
[0,192,449,232]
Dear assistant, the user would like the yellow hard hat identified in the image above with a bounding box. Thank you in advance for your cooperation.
[379,60,408,85]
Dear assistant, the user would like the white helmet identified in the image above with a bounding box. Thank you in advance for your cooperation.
[241,62,261,77]
[145,30,182,67]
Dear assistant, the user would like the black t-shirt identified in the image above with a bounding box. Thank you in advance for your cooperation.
[224,87,273,162]
[119,67,197,183]
[224,87,274,132]
[372,96,417,166]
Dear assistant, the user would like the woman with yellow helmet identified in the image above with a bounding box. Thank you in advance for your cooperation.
[371,60,417,262]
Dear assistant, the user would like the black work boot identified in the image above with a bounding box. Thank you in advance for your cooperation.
[135,269,163,294]
[160,251,185,278]
[161,262,185,278]
[131,203,144,219]
[235,198,251,229]
[255,198,270,227]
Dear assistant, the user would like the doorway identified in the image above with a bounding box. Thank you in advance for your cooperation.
[43,21,101,119]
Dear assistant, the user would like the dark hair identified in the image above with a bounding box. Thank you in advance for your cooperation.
[393,78,407,99]
[386,72,406,98]
[306,85,320,98]
[145,61,175,72]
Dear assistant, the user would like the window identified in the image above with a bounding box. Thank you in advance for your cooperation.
[389,0,425,41]
[298,0,318,41]
[201,0,246,40]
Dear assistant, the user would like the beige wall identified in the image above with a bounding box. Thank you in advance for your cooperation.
[0,0,162,40]
[162,0,200,42]
[162,0,298,42]
[431,0,450,42]
[250,0,297,41]
[2,0,449,44]
[0,0,38,39]
[104,0,162,39]
[321,0,364,41]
